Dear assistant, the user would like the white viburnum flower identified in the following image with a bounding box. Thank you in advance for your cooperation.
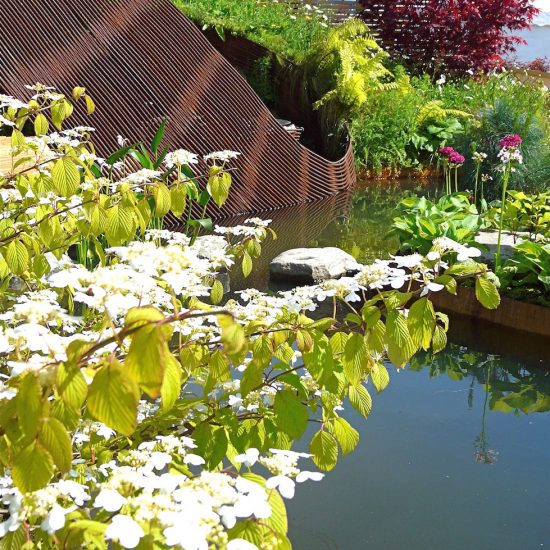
[234,448,260,468]
[94,488,127,512]
[105,515,144,549]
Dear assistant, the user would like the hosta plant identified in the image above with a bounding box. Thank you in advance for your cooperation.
[0,87,500,548]
[389,193,487,256]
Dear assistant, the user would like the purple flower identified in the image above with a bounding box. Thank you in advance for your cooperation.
[438,146,455,158]
[448,151,465,165]
[498,134,522,149]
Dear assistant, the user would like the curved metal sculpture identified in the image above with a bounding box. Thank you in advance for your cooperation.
[0,0,356,217]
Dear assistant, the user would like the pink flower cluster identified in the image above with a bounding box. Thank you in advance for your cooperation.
[438,146,465,165]
[498,134,522,149]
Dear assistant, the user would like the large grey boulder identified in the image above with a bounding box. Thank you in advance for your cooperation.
[270,247,360,282]
[474,231,526,263]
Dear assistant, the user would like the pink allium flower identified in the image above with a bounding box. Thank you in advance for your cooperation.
[448,151,465,165]
[498,134,522,149]
[438,146,455,158]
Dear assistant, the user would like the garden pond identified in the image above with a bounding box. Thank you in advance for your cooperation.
[231,182,550,550]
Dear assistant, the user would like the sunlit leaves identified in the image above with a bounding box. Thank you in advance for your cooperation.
[17,373,42,438]
[274,390,308,439]
[408,297,436,351]
[385,310,417,368]
[329,417,359,457]
[38,417,72,473]
[5,239,29,275]
[348,384,372,418]
[12,443,54,493]
[475,276,500,309]
[310,430,338,471]
[87,360,139,436]
[52,157,80,196]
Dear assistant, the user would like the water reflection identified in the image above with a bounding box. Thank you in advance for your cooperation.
[287,344,550,550]
[410,345,550,416]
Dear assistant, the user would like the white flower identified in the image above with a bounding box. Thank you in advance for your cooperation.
[234,448,260,468]
[94,488,127,512]
[227,539,259,550]
[105,515,144,549]
[296,471,325,483]
[266,475,295,499]
[165,149,199,168]
[183,453,205,466]
[148,451,172,470]
[40,505,70,534]
[203,150,240,163]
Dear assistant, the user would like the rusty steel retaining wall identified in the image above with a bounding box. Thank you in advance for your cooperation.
[0,0,356,218]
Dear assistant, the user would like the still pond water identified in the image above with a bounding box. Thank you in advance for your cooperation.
[232,183,550,550]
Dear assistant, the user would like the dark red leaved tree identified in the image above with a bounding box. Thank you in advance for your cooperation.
[358,0,539,74]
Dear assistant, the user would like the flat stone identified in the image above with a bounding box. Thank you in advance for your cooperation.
[474,231,527,262]
[269,247,360,282]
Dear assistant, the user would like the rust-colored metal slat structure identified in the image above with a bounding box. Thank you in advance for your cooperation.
[0,0,356,218]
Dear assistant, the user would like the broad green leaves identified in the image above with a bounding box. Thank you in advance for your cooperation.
[385,310,417,368]
[348,384,372,418]
[87,360,139,436]
[274,390,308,439]
[475,276,500,309]
[38,417,72,473]
[310,430,338,471]
[12,444,54,493]
[408,297,436,350]
[51,157,80,196]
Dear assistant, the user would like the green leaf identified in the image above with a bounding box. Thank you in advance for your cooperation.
[273,390,308,439]
[0,526,26,549]
[310,430,338,471]
[38,417,72,473]
[342,333,370,385]
[370,363,390,393]
[242,251,253,277]
[151,119,167,155]
[210,279,224,305]
[348,384,372,418]
[475,277,500,310]
[153,182,172,218]
[87,360,139,436]
[170,184,187,217]
[105,204,135,246]
[330,417,359,456]
[85,95,96,115]
[56,363,87,409]
[6,239,29,275]
[160,354,183,411]
[432,325,448,354]
[304,336,334,386]
[408,297,436,350]
[17,373,42,438]
[51,157,80,196]
[12,443,54,492]
[34,113,49,136]
[51,101,66,129]
[385,310,417,368]
[126,324,170,399]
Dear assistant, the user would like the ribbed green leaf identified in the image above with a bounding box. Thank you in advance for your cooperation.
[310,430,338,471]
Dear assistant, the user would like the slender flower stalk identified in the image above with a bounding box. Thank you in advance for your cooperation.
[495,134,523,270]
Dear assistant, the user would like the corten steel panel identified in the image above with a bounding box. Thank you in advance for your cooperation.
[0,0,356,219]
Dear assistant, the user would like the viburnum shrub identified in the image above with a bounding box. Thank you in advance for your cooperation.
[0,86,500,548]
[359,0,539,74]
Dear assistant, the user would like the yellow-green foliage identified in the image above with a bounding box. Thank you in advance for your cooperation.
[415,99,472,126]
[305,19,399,116]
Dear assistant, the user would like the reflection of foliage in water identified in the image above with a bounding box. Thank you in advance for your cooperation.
[411,345,550,465]
[409,344,550,415]
[309,182,436,264]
